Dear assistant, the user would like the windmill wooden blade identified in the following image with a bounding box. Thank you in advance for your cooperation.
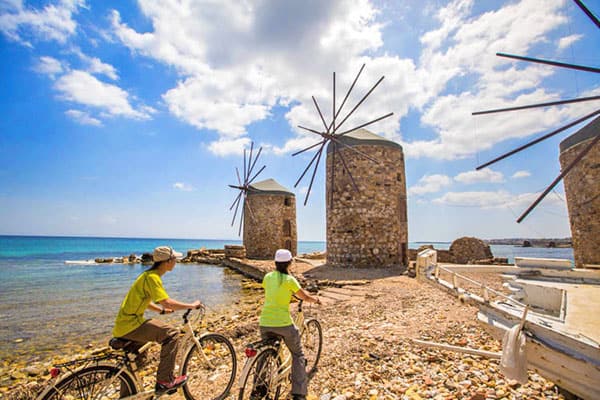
[247,165,266,185]
[496,52,600,74]
[245,198,256,221]
[246,142,254,181]
[231,194,242,226]
[243,148,247,184]
[334,75,385,133]
[517,131,600,222]
[573,0,600,29]
[472,95,600,116]
[330,135,380,164]
[304,146,325,206]
[298,125,325,136]
[238,201,245,236]
[329,142,336,208]
[292,140,325,157]
[294,143,325,187]
[247,147,263,178]
[333,71,336,132]
[328,64,365,133]
[236,167,242,186]
[476,109,600,170]
[229,191,242,210]
[337,112,394,136]
[312,96,329,132]
[337,148,359,192]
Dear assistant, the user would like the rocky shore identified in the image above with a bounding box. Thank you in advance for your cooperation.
[2,259,565,400]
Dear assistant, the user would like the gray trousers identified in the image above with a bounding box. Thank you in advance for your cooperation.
[121,319,180,382]
[260,325,307,396]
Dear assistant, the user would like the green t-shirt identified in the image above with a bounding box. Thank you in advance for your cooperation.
[113,270,169,337]
[259,271,301,327]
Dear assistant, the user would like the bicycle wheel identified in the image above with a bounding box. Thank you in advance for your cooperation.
[302,319,322,376]
[182,333,237,400]
[38,364,137,400]
[238,347,281,400]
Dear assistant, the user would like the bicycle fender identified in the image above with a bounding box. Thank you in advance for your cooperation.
[237,345,278,391]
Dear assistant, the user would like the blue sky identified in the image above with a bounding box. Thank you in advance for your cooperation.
[0,0,598,242]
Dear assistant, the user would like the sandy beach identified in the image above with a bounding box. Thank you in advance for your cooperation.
[2,258,566,400]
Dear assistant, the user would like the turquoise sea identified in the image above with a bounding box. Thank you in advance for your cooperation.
[0,235,573,362]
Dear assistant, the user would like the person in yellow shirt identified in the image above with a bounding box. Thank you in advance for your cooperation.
[258,249,320,400]
[113,246,202,394]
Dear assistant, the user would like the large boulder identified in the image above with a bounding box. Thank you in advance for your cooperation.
[449,237,493,264]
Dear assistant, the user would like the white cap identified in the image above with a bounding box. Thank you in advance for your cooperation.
[274,249,293,262]
[153,246,182,262]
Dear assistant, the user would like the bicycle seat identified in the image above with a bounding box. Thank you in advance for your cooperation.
[109,338,142,353]
[109,338,131,350]
[258,337,281,347]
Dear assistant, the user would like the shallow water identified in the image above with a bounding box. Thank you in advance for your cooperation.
[0,235,574,361]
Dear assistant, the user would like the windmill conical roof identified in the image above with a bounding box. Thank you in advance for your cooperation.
[560,116,600,152]
[248,178,294,196]
[326,128,402,153]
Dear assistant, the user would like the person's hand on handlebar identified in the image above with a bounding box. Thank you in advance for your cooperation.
[190,300,204,310]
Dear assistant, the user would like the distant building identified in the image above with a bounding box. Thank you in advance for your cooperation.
[326,128,408,267]
[243,179,297,259]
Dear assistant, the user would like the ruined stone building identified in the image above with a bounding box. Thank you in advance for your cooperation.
[559,116,600,269]
[326,128,408,268]
[243,178,297,259]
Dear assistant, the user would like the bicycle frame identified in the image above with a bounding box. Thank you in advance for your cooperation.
[37,308,213,400]
[238,300,308,396]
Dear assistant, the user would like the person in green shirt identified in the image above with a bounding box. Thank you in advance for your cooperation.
[258,249,320,400]
[113,246,202,394]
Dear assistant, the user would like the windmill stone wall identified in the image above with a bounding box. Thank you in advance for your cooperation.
[243,179,297,259]
[559,116,600,269]
[326,128,408,268]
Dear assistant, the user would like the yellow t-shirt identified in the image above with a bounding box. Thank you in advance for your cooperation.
[259,271,301,327]
[113,270,169,337]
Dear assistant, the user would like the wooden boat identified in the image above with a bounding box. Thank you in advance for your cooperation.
[420,253,600,399]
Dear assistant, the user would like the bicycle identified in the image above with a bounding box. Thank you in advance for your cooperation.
[237,298,323,400]
[36,307,237,400]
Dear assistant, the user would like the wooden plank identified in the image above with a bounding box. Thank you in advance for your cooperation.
[412,339,501,359]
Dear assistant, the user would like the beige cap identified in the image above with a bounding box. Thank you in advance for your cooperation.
[153,246,182,262]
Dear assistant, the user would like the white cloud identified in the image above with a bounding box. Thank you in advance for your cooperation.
[207,137,251,157]
[110,0,411,154]
[401,0,597,160]
[0,0,85,46]
[54,70,154,120]
[455,168,505,184]
[432,190,564,209]
[512,170,531,179]
[557,34,582,50]
[72,47,118,80]
[173,182,195,192]
[65,109,102,126]
[107,0,590,162]
[33,56,64,78]
[408,174,452,196]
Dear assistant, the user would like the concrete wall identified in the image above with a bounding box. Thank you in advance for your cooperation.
[326,141,408,267]
[243,193,297,259]
[560,117,600,268]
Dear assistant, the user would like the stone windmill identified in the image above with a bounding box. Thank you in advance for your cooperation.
[229,143,297,259]
[228,142,266,237]
[472,0,600,268]
[293,64,408,267]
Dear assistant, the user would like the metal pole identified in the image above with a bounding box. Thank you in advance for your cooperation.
[476,109,600,170]
[472,95,600,115]
[517,132,600,222]
[497,52,600,74]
